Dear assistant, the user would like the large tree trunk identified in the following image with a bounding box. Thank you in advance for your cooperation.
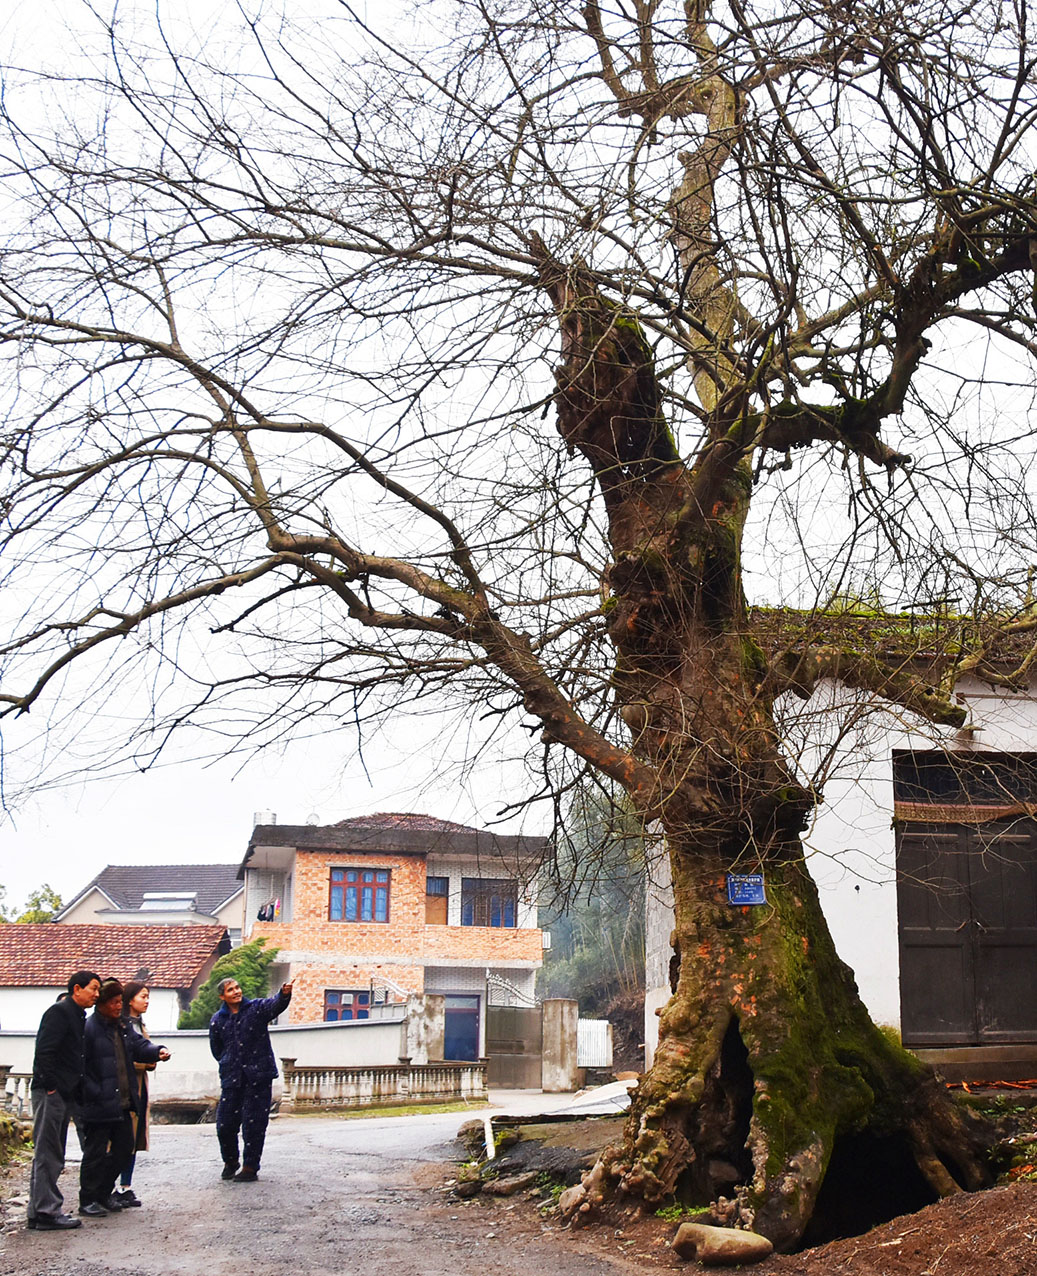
[536,262,992,1249]
[595,841,991,1250]
[605,633,988,1251]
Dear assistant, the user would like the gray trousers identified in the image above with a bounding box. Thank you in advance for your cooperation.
[28,1087,71,1221]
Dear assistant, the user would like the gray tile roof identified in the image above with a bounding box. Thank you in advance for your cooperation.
[245,813,549,866]
[58,864,242,920]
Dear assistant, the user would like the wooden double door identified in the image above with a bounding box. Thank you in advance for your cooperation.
[896,820,1037,1046]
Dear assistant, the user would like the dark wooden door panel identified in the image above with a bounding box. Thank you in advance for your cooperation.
[971,825,1037,1042]
[897,819,1037,1047]
[899,938,975,1044]
[898,825,974,1044]
[975,939,1037,1041]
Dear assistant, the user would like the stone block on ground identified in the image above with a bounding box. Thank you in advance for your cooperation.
[454,1163,483,1198]
[672,1222,774,1266]
[482,1171,540,1197]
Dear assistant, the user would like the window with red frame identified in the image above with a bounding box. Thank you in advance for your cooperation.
[323,989,370,1021]
[329,868,390,922]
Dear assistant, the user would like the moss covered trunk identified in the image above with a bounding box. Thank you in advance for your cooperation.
[537,263,992,1249]
[571,619,992,1249]
[599,838,990,1249]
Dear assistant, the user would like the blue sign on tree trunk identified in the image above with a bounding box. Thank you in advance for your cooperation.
[726,873,767,906]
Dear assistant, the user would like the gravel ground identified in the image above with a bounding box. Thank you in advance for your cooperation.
[7,1102,1036,1276]
[0,1106,651,1276]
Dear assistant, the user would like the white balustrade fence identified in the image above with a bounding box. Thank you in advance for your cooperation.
[279,1058,487,1110]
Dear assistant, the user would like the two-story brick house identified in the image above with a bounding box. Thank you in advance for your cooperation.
[239,812,547,1059]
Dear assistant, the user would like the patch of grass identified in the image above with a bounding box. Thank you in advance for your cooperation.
[534,1171,566,1199]
[654,1203,712,1222]
[287,1100,490,1121]
[875,1022,902,1048]
[997,1133,1037,1184]
[532,1171,567,1209]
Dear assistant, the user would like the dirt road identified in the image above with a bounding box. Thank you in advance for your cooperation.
[0,1106,655,1276]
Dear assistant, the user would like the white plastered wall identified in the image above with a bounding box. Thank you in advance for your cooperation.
[56,888,114,925]
[0,986,182,1033]
[644,675,1037,1065]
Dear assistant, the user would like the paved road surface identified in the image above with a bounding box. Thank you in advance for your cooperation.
[1,1094,652,1276]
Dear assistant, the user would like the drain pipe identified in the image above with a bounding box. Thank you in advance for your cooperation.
[483,1116,496,1160]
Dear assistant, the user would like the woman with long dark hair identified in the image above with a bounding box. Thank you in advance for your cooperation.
[114,982,156,1207]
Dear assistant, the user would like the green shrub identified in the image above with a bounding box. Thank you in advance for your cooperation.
[178,938,280,1028]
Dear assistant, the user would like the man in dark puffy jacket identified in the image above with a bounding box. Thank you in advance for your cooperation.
[28,969,102,1230]
[78,980,169,1218]
[209,977,292,1182]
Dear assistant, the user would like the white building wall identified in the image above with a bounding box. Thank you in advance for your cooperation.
[0,986,183,1033]
[1,1015,410,1104]
[56,889,113,925]
[0,988,67,1033]
[215,891,245,946]
[243,868,293,937]
[644,675,1037,1063]
[137,989,184,1032]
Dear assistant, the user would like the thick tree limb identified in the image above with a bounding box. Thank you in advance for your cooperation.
[764,645,966,728]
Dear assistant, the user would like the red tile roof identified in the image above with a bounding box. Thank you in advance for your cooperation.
[0,923,228,988]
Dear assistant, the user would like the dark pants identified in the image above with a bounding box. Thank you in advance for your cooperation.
[216,1080,272,1171]
[80,1113,135,1208]
[28,1088,71,1222]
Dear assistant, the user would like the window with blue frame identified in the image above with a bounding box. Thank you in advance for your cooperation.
[323,989,371,1021]
[328,868,390,922]
[460,878,517,928]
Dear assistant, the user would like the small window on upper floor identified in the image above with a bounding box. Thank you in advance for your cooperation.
[460,878,517,928]
[426,875,449,925]
[329,869,390,922]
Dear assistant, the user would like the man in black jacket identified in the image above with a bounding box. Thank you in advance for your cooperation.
[78,979,169,1218]
[28,969,102,1231]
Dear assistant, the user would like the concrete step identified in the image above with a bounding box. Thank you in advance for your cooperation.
[914,1045,1037,1083]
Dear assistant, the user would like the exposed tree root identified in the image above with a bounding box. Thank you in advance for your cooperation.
[561,856,993,1252]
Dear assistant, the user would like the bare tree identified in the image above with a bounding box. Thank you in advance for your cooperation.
[3,0,1037,1246]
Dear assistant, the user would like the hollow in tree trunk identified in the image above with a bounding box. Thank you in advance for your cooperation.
[589,841,991,1250]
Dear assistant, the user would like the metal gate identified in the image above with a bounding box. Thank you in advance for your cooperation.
[486,1005,542,1088]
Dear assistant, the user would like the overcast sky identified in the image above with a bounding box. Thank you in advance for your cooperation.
[0,0,547,913]
[0,703,541,911]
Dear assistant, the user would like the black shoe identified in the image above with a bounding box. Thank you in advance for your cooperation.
[29,1213,82,1230]
[115,1188,141,1207]
[232,1167,258,1182]
[103,1194,130,1210]
[221,1162,240,1180]
[78,1202,109,1217]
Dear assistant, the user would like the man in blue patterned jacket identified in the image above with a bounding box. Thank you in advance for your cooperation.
[208,977,292,1182]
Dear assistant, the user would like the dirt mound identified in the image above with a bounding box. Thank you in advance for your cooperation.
[755,1182,1037,1276]
[522,1182,1037,1274]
